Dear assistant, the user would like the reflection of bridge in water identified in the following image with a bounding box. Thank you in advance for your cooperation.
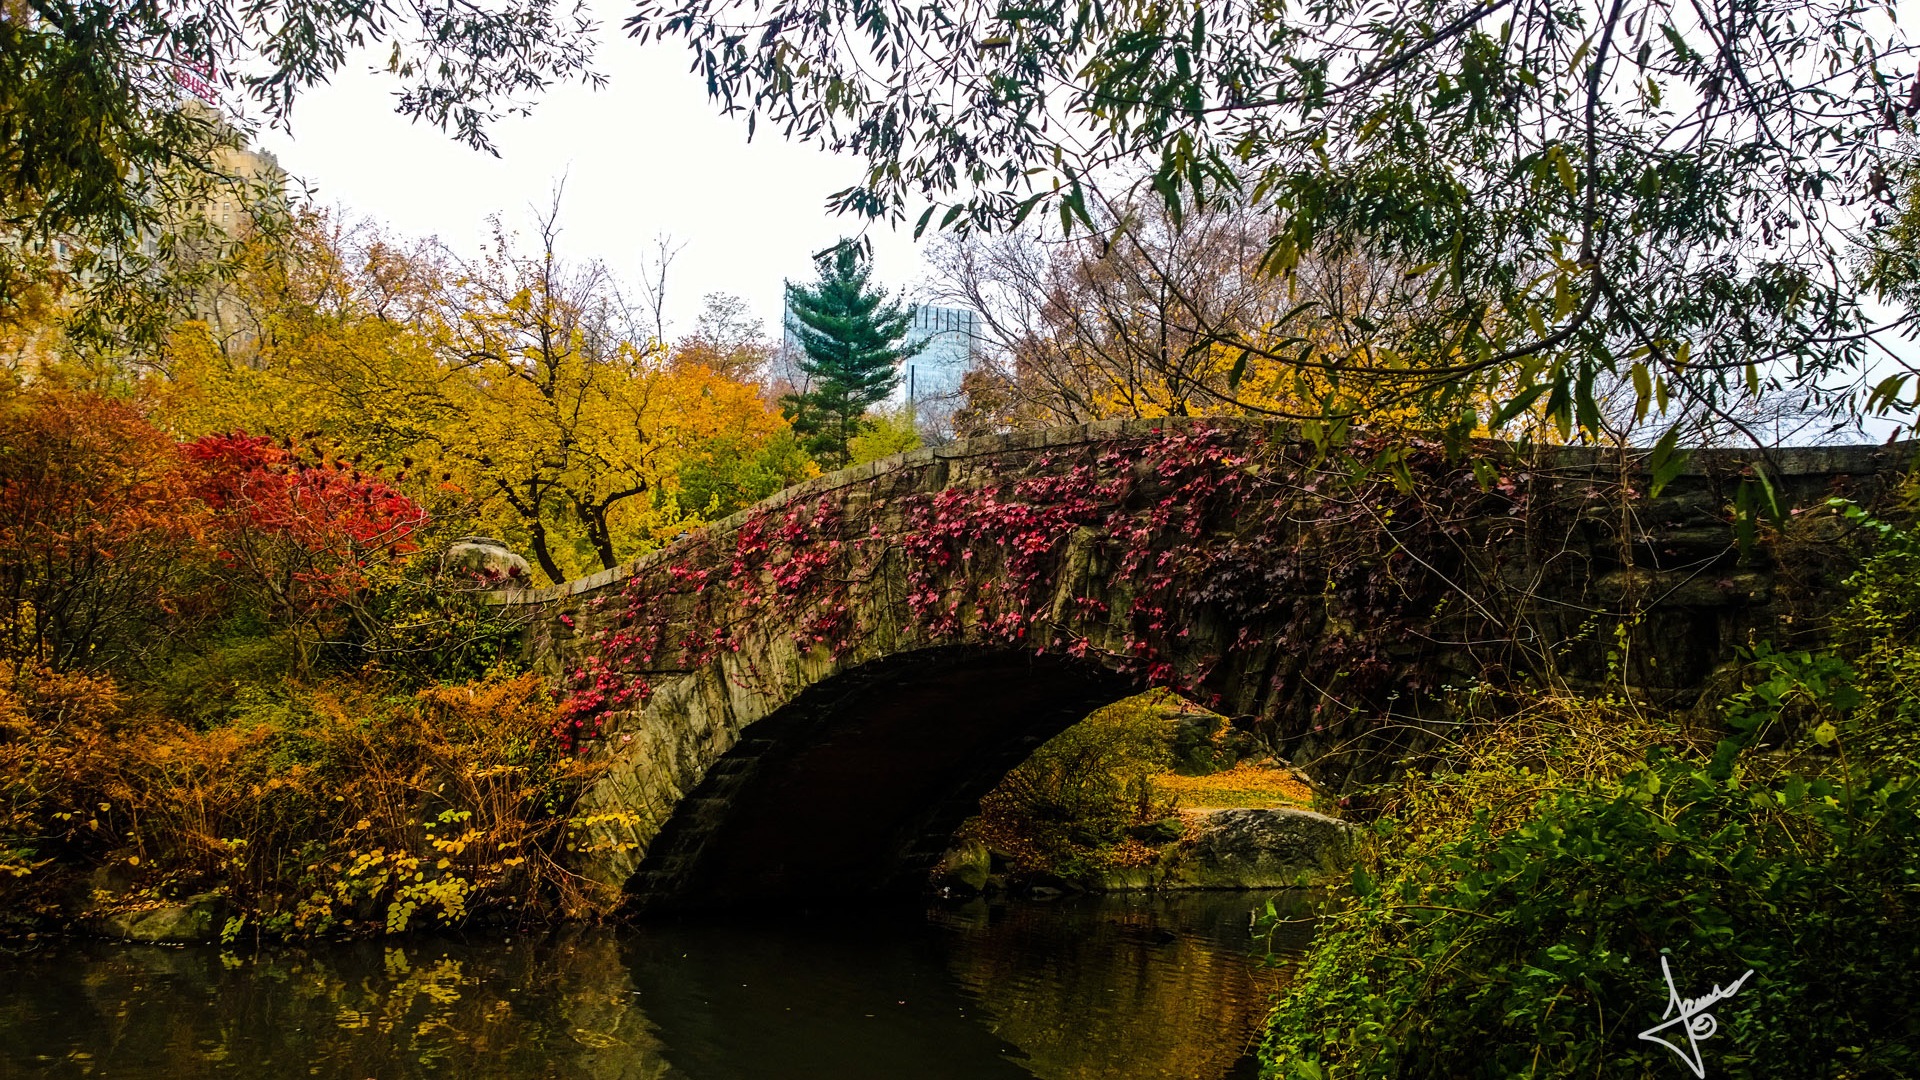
[502,418,1907,911]
[0,894,1306,1080]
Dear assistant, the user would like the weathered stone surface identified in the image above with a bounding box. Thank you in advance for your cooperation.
[934,840,993,894]
[1161,808,1355,889]
[87,893,224,943]
[493,419,1910,912]
[442,536,534,589]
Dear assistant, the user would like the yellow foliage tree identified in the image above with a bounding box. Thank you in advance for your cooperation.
[163,209,807,584]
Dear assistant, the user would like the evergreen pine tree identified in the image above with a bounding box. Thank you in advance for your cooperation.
[782,241,923,467]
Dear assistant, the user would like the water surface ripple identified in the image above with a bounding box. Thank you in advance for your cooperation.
[0,892,1317,1080]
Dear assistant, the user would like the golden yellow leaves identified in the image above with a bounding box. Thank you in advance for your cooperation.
[157,211,802,585]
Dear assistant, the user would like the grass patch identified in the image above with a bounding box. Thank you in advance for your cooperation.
[1151,758,1315,809]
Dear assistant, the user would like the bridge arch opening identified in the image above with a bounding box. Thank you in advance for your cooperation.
[625,648,1138,911]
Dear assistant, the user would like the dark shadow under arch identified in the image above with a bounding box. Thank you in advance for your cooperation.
[626,648,1134,911]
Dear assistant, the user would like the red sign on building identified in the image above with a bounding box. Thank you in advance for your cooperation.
[173,58,219,105]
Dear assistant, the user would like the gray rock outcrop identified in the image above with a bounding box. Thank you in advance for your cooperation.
[1158,807,1355,889]
[86,893,225,944]
[442,536,533,589]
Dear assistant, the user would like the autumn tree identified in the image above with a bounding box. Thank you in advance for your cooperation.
[783,242,923,466]
[162,216,455,456]
[163,208,805,585]
[0,384,209,672]
[670,292,775,384]
[183,433,428,620]
[933,199,1429,435]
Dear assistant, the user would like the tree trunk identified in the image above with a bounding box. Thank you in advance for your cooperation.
[585,510,617,571]
[527,520,567,585]
[574,487,645,572]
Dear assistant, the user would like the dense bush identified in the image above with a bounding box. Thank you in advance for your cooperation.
[964,691,1185,880]
[0,663,135,885]
[673,429,817,520]
[1260,500,1920,1079]
[0,387,213,671]
[0,382,612,939]
[1262,732,1919,1077]
[962,690,1316,883]
[1829,499,1920,774]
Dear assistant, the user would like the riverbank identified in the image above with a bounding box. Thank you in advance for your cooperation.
[938,804,1354,897]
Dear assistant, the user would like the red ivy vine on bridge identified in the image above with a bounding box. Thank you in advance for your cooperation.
[553,425,1515,751]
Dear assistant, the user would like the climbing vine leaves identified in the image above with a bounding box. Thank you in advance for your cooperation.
[553,424,1521,753]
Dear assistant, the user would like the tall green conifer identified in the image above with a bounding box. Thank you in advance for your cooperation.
[782,242,923,467]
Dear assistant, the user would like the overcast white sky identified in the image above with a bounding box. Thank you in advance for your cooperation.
[241,8,1911,443]
[250,12,930,343]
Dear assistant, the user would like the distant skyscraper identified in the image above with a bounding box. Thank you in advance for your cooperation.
[899,304,977,432]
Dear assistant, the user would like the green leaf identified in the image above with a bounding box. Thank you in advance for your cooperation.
[1647,426,1688,497]
[1564,38,1592,75]
[1491,384,1549,428]
[1866,373,1909,414]
[1473,458,1500,491]
[1574,365,1602,435]
[1552,145,1578,196]
[1630,362,1653,424]
[1752,464,1784,524]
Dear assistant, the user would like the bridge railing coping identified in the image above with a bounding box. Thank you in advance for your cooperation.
[493,417,1915,605]
[494,418,1185,604]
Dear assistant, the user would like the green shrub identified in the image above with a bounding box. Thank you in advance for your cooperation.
[1261,490,1920,1079]
[966,690,1182,879]
[141,621,298,728]
[1261,743,1920,1078]
[1830,498,1920,773]
[674,429,817,519]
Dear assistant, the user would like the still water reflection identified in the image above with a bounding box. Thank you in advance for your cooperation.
[0,892,1317,1080]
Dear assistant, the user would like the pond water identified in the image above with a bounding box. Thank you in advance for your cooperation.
[0,892,1317,1080]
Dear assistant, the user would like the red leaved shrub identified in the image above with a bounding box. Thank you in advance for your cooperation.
[183,432,428,616]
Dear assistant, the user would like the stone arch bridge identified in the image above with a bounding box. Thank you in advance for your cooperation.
[501,418,1904,911]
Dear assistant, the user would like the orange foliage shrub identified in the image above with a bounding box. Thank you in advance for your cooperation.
[0,665,143,883]
[0,666,611,938]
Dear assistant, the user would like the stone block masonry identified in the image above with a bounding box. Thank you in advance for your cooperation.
[495,418,1911,911]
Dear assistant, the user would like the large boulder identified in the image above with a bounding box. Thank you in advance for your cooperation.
[933,839,993,895]
[86,893,225,944]
[442,536,533,589]
[1160,807,1355,889]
